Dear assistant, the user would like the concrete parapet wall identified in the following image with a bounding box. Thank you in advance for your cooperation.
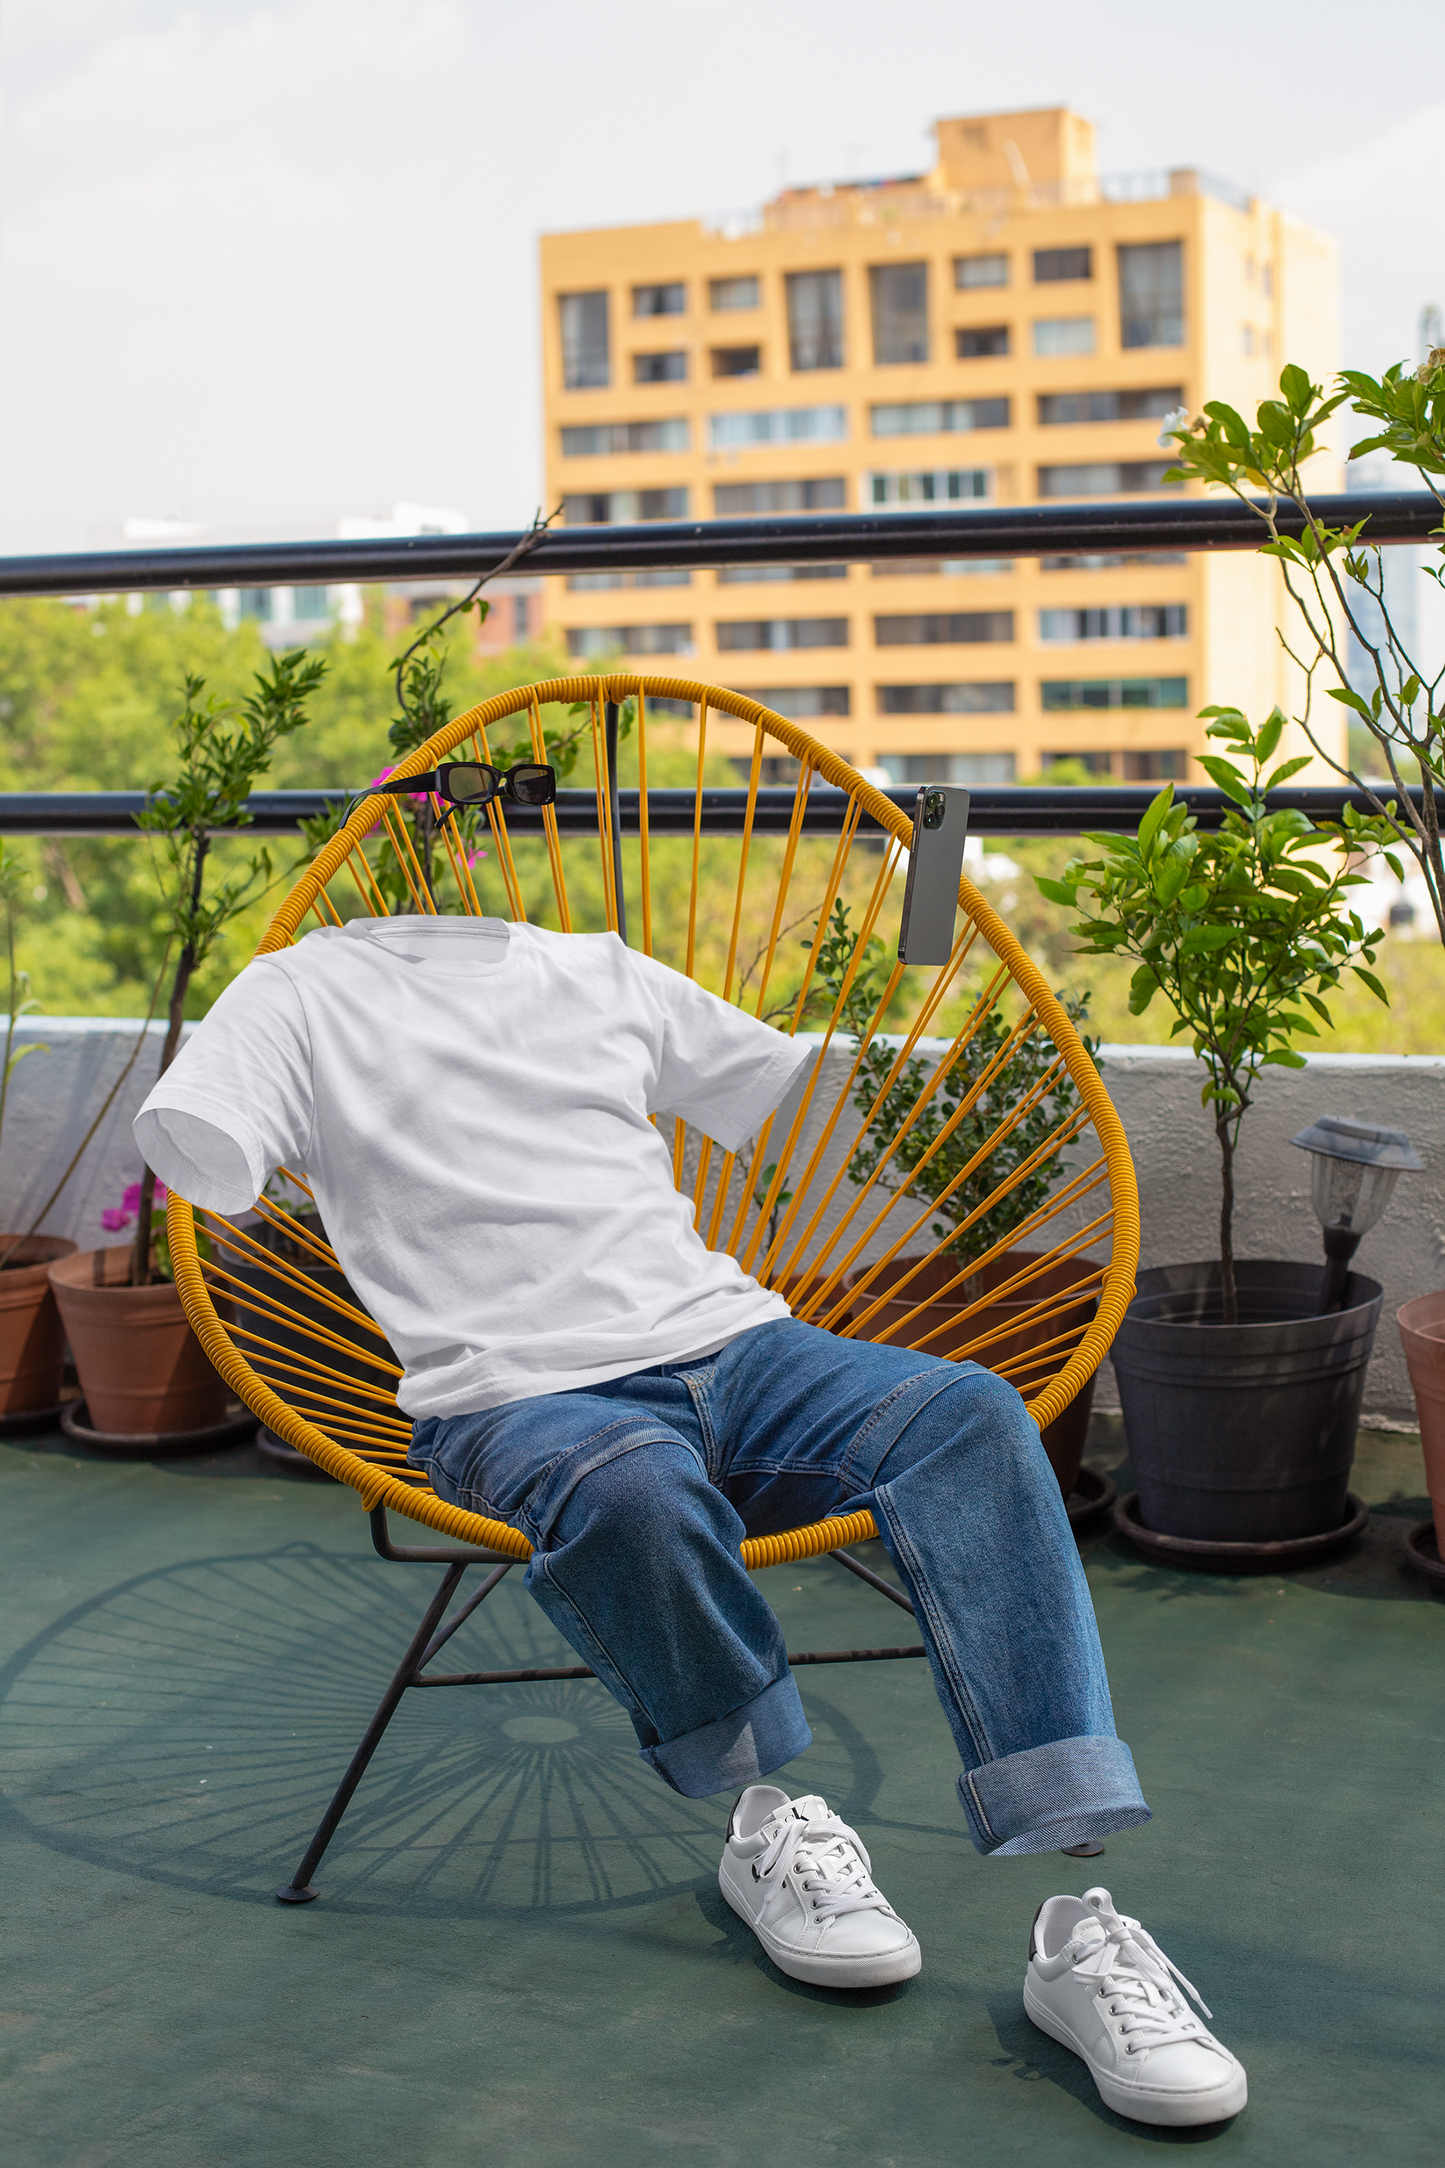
[1,1019,1438,1421]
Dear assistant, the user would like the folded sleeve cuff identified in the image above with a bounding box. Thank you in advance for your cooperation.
[641,1673,812,1798]
[133,1096,267,1215]
[958,1734,1151,1858]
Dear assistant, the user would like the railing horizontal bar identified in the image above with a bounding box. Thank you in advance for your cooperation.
[0,493,1435,597]
[0,782,1426,839]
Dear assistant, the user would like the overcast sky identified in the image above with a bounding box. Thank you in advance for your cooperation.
[1,0,1442,554]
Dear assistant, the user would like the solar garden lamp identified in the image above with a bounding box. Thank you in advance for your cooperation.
[1289,1116,1423,1313]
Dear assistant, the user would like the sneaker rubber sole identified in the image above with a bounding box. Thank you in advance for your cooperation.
[719,1868,921,1988]
[1023,1979,1248,2127]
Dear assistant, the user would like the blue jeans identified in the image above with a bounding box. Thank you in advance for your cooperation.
[409,1318,1148,1857]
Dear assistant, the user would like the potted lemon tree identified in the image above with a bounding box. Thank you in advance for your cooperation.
[1042,705,1399,1562]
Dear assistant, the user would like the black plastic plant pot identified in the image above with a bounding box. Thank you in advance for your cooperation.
[1110,1261,1384,1544]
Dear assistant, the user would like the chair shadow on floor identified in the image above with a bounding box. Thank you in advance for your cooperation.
[0,1540,900,1920]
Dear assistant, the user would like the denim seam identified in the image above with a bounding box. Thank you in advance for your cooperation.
[872,1474,997,1770]
[530,1549,660,1735]
[518,1426,709,1549]
[961,1767,1000,1845]
[679,1362,722,1482]
[838,1365,974,1490]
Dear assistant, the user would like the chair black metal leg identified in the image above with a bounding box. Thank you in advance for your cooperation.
[276,1562,469,1904]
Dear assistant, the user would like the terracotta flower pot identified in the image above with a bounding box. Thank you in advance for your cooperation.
[845,1248,1100,1502]
[0,1234,77,1414]
[48,1245,229,1437]
[1397,1291,1445,1557]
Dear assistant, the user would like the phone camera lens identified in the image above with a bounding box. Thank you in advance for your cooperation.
[923,789,946,831]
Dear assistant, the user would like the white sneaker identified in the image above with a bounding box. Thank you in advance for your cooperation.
[718,1785,922,1988]
[1024,1886,1247,2127]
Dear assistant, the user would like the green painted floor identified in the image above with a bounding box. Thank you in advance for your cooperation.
[1,1415,1440,2167]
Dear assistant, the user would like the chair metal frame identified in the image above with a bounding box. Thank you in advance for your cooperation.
[164,673,1139,1902]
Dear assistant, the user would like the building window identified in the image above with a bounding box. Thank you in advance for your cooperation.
[870,261,929,365]
[292,586,329,620]
[871,558,1013,577]
[1041,750,1115,776]
[872,398,1010,436]
[868,469,990,507]
[1034,246,1092,283]
[786,269,844,371]
[713,477,847,515]
[567,569,692,590]
[562,488,689,523]
[710,276,760,311]
[1119,240,1184,348]
[1123,749,1188,779]
[716,563,846,584]
[875,612,1014,646]
[708,405,847,448]
[633,281,686,317]
[561,419,690,456]
[1040,676,1188,709]
[512,594,531,640]
[954,253,1009,290]
[237,589,272,621]
[633,350,688,384]
[566,623,694,658]
[560,290,610,389]
[956,325,1009,358]
[1037,462,1176,497]
[1242,323,1256,357]
[715,618,850,651]
[1038,605,1188,642]
[881,752,1017,785]
[1033,317,1095,357]
[1261,263,1273,299]
[739,686,851,718]
[1037,386,1183,425]
[878,682,1015,713]
[711,346,761,378]
[1041,551,1187,569]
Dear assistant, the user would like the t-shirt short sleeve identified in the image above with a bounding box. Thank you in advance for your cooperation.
[132,958,315,1214]
[632,950,814,1153]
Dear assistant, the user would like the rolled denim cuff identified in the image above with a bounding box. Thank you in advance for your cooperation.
[641,1673,811,1799]
[957,1734,1151,1857]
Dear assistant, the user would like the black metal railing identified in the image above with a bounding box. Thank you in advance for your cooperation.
[0,492,1436,597]
[0,783,1423,838]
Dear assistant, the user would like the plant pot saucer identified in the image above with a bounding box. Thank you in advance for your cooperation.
[0,1392,79,1438]
[1115,1490,1369,1573]
[1402,1520,1445,1585]
[1066,1465,1117,1537]
[258,1427,338,1481]
[59,1400,258,1460]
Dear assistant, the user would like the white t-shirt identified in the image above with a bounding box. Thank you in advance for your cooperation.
[133,918,813,1418]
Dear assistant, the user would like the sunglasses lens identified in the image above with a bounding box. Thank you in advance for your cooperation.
[445,765,496,804]
[509,764,556,805]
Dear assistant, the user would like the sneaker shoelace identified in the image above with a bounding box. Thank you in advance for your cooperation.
[752,1806,896,1924]
[1063,1887,1215,2053]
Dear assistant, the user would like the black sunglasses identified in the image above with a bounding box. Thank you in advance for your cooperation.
[373,760,557,810]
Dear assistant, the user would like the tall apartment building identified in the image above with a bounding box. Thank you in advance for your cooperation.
[539,107,1341,784]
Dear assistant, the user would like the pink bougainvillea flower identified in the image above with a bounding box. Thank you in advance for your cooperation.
[103,1178,167,1232]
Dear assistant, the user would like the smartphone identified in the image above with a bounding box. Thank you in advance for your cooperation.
[897,785,971,965]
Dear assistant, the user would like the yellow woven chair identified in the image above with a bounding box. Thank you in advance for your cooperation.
[166,672,1139,1903]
